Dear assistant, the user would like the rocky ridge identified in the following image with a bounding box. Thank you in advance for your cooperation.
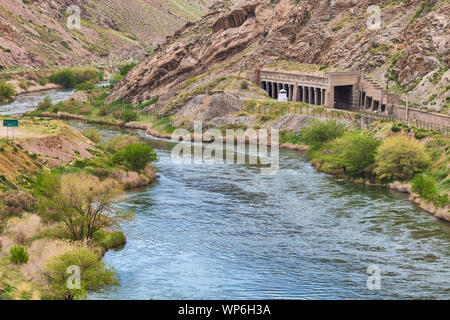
[0,0,213,69]
[107,0,450,114]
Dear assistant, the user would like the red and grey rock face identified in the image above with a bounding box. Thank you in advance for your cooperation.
[0,0,214,69]
[107,0,449,113]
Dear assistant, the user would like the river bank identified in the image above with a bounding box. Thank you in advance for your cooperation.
[34,109,450,222]
[1,85,448,299]
[0,116,158,300]
[69,120,450,300]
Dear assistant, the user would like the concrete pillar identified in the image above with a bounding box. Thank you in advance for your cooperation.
[289,85,294,101]
[315,88,320,105]
[293,84,298,101]
[361,92,365,110]
[370,98,375,111]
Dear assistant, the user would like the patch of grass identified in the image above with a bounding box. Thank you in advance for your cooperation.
[93,230,126,250]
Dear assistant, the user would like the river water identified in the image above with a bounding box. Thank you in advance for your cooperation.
[0,88,74,116]
[3,89,449,300]
[65,121,450,300]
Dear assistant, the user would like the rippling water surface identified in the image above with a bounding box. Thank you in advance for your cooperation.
[63,122,450,300]
[0,89,74,116]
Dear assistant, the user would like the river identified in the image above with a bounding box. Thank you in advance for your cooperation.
[66,121,450,300]
[3,88,450,300]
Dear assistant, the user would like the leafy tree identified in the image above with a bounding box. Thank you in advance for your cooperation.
[324,132,380,179]
[121,109,138,123]
[374,135,431,181]
[49,69,76,88]
[112,143,158,173]
[45,248,117,300]
[49,67,101,89]
[38,173,119,240]
[299,119,346,149]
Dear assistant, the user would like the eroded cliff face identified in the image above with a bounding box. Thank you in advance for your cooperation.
[107,0,449,113]
[0,0,213,68]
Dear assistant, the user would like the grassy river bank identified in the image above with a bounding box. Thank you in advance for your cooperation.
[28,84,449,222]
[0,117,158,300]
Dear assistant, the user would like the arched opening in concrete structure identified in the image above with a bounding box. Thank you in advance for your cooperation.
[333,85,354,110]
[372,100,379,112]
[366,97,373,110]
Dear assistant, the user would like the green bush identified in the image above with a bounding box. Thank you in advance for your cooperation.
[240,80,249,90]
[101,135,140,153]
[414,130,427,140]
[412,174,449,207]
[412,174,438,201]
[434,193,449,208]
[299,119,346,149]
[93,230,126,249]
[374,135,431,181]
[119,62,136,76]
[49,69,76,88]
[0,81,15,102]
[9,246,29,264]
[109,73,123,87]
[391,124,402,132]
[138,96,159,109]
[50,67,101,89]
[112,143,158,173]
[44,248,117,300]
[280,131,302,145]
[121,109,138,123]
[323,132,380,179]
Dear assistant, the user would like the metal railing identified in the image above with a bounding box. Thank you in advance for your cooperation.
[243,102,450,134]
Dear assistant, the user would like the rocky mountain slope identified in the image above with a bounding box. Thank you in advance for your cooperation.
[107,0,450,114]
[0,0,213,69]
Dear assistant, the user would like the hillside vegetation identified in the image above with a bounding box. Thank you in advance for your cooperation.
[0,0,213,70]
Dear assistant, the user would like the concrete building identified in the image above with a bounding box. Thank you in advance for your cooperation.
[249,69,399,115]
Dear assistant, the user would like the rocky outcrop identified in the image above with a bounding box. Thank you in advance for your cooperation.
[0,0,214,68]
[107,0,450,114]
[213,4,256,33]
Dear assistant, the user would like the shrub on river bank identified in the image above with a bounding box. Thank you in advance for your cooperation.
[0,81,15,103]
[44,248,117,300]
[112,142,158,173]
[298,119,346,150]
[49,67,102,89]
[318,132,380,180]
[374,135,431,181]
[37,172,120,240]
[299,118,448,207]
